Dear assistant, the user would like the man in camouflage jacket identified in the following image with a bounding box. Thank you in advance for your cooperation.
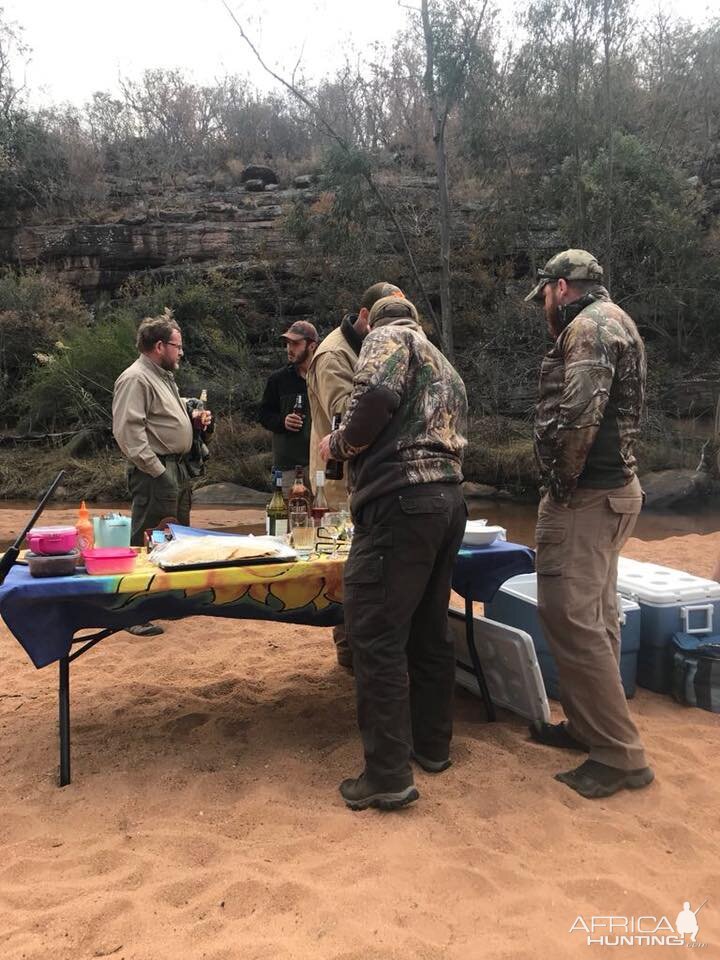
[319,295,468,810]
[526,249,654,799]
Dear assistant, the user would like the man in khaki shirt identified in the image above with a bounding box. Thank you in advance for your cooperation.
[113,310,212,548]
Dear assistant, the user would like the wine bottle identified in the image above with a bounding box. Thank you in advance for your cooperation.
[266,471,288,537]
[325,414,344,481]
[288,465,312,517]
[311,471,329,525]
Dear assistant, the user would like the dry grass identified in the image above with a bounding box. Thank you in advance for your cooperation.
[0,413,703,502]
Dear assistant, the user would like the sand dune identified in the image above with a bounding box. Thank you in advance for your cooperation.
[0,518,718,958]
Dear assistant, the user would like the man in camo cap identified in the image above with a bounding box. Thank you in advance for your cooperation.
[525,249,654,799]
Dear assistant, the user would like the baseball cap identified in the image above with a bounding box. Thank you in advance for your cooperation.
[360,282,404,311]
[525,249,604,303]
[281,320,319,342]
[368,295,419,328]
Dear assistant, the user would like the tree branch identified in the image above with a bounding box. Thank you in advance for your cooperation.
[220,0,441,339]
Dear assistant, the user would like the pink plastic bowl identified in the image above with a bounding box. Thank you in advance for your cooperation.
[82,547,137,576]
[26,525,78,555]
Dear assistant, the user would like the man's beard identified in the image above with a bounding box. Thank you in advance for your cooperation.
[292,344,310,366]
[160,356,178,372]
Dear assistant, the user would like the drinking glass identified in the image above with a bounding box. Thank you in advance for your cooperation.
[290,513,315,554]
[318,511,345,555]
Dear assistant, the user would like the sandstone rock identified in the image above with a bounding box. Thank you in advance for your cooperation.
[243,179,265,193]
[119,212,148,226]
[640,469,709,510]
[240,164,278,186]
[192,482,268,506]
[157,209,196,223]
[686,175,702,188]
[199,202,240,221]
[264,183,280,192]
[293,175,313,188]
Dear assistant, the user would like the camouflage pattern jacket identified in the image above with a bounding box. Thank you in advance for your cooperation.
[535,286,646,504]
[328,316,467,512]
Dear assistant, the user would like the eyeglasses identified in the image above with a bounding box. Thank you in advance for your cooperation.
[163,339,184,352]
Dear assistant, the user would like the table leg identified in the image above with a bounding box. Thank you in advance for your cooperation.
[59,656,71,786]
[465,596,496,722]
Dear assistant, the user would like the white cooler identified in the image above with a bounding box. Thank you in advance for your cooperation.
[449,608,551,725]
[616,557,720,693]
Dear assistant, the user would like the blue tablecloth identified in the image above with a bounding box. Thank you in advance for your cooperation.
[452,540,535,602]
[0,537,534,669]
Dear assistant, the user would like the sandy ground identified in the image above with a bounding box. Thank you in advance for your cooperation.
[0,507,718,959]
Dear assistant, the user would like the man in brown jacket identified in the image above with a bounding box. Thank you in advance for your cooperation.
[307,282,403,670]
[307,282,404,507]
[525,249,653,799]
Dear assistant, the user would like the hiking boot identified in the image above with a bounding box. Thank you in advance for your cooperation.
[412,751,452,774]
[126,622,164,637]
[339,772,419,811]
[529,721,589,752]
[555,759,655,799]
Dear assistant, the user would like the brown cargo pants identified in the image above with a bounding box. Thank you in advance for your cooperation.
[536,476,648,770]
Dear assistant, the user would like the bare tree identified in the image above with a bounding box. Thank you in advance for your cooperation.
[0,8,28,121]
[220,0,442,342]
[418,0,489,361]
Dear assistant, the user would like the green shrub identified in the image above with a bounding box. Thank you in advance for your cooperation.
[21,313,137,431]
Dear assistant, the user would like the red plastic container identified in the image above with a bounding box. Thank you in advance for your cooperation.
[82,547,137,576]
[26,525,78,555]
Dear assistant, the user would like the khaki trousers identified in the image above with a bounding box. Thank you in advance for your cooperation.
[536,476,647,770]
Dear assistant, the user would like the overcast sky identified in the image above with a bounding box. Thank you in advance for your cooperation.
[3,0,717,109]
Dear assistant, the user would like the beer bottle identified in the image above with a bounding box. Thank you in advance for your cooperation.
[292,393,304,420]
[325,414,344,481]
[266,471,288,537]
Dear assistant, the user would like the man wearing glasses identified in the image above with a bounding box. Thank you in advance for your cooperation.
[113,308,212,558]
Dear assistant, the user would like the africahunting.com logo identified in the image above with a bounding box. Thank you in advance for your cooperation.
[569,899,708,947]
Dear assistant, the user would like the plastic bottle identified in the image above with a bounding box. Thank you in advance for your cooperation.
[76,500,94,551]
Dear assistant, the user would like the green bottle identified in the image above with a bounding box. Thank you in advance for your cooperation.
[266,471,288,537]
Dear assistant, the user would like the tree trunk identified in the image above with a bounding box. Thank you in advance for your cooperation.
[603,0,614,291]
[422,0,452,359]
[434,130,453,360]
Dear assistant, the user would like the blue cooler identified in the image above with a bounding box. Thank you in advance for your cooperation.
[616,557,720,694]
[484,573,641,700]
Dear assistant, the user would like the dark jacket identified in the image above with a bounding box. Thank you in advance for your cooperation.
[534,285,646,503]
[328,316,467,512]
[258,365,312,470]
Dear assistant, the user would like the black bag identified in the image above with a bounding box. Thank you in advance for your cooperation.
[671,633,720,713]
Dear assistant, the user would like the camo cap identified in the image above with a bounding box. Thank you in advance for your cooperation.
[525,249,604,303]
[368,295,419,328]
